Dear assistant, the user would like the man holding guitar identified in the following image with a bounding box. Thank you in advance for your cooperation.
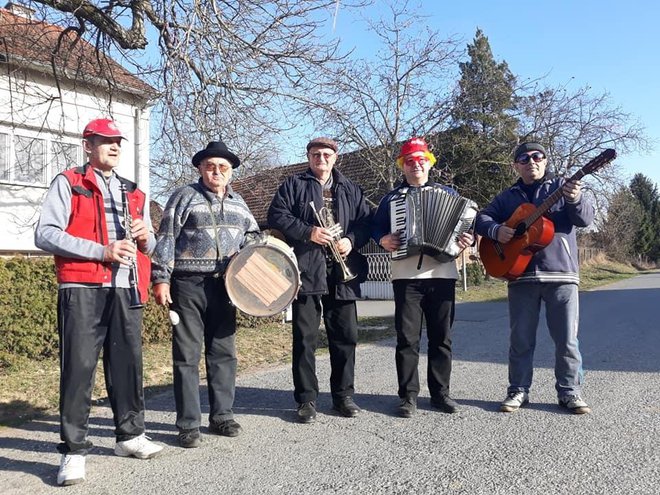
[475,141,597,415]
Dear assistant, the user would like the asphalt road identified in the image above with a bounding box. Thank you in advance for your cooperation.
[1,273,659,494]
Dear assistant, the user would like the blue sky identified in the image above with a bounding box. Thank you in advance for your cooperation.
[327,0,659,188]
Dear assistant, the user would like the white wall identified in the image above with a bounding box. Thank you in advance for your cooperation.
[0,66,151,253]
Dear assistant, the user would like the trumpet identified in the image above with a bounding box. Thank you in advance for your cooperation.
[120,183,144,309]
[309,201,357,283]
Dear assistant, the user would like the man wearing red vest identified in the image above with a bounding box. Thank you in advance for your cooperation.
[35,119,163,486]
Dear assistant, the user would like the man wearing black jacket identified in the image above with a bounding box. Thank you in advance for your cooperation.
[267,137,372,423]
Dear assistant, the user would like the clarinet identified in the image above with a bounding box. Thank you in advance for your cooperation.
[120,183,144,309]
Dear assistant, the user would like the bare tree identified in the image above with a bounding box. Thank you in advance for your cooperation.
[301,0,462,199]
[17,0,369,200]
[516,83,649,209]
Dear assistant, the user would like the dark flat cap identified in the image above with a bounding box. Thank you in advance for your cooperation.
[306,137,338,153]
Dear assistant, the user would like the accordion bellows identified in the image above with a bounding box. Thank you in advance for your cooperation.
[390,185,478,263]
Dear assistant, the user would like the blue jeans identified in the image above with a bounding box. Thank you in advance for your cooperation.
[507,283,584,397]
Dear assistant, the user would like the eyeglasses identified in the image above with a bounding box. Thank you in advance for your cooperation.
[202,163,232,173]
[403,156,429,168]
[516,152,546,164]
[310,152,335,160]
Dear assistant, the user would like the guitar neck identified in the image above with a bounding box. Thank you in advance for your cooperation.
[523,169,586,228]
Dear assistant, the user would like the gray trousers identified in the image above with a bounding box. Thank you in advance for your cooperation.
[58,287,145,454]
[507,282,584,397]
[170,274,237,431]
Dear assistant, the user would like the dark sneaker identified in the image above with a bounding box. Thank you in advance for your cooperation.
[209,419,242,437]
[397,396,417,418]
[558,395,592,414]
[430,395,461,414]
[179,428,201,448]
[332,397,361,418]
[297,401,317,423]
[500,391,529,412]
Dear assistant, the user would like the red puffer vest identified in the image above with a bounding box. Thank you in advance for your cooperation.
[54,164,151,303]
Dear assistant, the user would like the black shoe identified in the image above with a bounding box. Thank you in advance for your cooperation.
[397,396,417,418]
[430,395,461,414]
[209,419,242,437]
[332,397,361,418]
[297,401,317,423]
[178,428,201,448]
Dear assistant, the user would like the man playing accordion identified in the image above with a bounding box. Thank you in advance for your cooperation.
[372,137,473,418]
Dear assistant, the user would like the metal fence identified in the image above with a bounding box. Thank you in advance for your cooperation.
[359,241,479,300]
[360,244,603,300]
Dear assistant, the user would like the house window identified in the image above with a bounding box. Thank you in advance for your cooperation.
[0,131,81,185]
[0,133,8,181]
[14,135,46,184]
[52,141,81,175]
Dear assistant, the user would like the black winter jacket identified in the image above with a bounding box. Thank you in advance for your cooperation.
[267,168,372,299]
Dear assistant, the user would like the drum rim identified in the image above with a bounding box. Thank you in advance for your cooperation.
[225,240,300,317]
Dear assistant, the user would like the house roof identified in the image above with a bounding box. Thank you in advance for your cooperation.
[0,6,155,97]
[232,141,455,230]
[232,147,397,229]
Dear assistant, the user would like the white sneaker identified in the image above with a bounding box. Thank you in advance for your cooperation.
[114,434,163,459]
[558,395,592,414]
[500,391,529,412]
[57,453,85,486]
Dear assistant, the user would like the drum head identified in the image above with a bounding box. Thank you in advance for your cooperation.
[225,238,300,317]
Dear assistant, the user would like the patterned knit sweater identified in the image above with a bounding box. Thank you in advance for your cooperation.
[151,179,259,284]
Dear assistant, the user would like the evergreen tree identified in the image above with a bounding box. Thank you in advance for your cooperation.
[436,29,519,205]
[629,174,660,261]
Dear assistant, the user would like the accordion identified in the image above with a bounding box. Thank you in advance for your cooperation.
[389,185,478,263]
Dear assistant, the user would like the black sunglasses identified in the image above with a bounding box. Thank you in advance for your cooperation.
[516,152,546,164]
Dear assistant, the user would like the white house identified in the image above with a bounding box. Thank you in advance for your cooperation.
[0,2,154,254]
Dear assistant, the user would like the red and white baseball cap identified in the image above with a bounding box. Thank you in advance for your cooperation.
[82,119,126,140]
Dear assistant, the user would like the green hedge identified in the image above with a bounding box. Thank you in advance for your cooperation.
[0,257,280,367]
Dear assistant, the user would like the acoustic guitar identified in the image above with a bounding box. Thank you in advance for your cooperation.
[479,148,616,280]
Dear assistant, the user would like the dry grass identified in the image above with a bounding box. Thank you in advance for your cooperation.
[0,316,396,426]
[0,258,649,427]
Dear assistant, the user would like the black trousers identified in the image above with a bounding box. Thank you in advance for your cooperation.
[170,274,237,431]
[393,278,456,399]
[58,288,145,454]
[291,287,358,404]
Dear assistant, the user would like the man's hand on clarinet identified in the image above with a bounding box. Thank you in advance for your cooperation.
[130,218,150,247]
[103,239,136,264]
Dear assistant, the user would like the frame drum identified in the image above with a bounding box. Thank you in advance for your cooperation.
[225,236,300,317]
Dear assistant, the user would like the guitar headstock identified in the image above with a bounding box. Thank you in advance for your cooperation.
[582,148,617,176]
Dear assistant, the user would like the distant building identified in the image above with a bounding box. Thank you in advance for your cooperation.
[0,2,155,254]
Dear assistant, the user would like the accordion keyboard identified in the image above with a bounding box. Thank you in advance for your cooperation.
[389,195,408,259]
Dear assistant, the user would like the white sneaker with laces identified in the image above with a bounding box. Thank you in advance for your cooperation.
[57,453,85,486]
[558,395,592,414]
[114,434,163,459]
[500,391,529,412]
